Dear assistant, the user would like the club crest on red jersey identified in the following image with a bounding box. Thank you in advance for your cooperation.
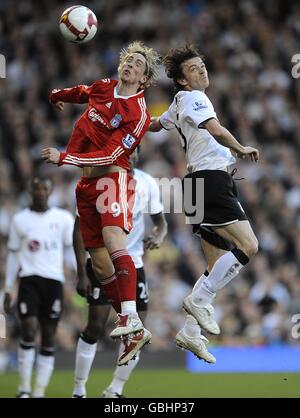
[110,114,122,128]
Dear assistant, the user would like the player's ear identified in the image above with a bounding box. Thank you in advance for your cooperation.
[140,75,149,89]
[178,77,188,87]
[141,74,148,84]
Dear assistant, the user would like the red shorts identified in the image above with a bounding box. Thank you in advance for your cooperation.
[76,172,136,248]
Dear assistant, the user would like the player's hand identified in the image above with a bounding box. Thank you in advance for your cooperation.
[237,146,259,162]
[148,117,162,132]
[49,90,64,111]
[4,293,13,315]
[41,148,61,164]
[143,234,163,250]
[76,275,90,298]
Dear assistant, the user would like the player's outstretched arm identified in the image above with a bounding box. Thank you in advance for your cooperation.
[41,144,126,167]
[42,116,150,167]
[49,85,90,110]
[204,118,259,163]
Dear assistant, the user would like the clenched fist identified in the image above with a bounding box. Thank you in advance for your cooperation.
[41,148,60,165]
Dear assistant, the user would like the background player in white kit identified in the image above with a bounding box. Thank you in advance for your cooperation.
[72,151,168,398]
[3,176,74,398]
[149,44,259,360]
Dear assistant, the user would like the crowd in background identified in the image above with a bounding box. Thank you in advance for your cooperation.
[1,0,300,366]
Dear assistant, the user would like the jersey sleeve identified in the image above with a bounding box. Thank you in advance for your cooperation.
[160,107,176,130]
[62,212,74,246]
[59,101,150,167]
[184,91,216,128]
[147,176,164,215]
[7,216,22,252]
[49,85,92,104]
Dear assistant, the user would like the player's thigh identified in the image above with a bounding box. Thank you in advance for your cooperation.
[17,277,40,321]
[40,280,63,323]
[89,247,115,278]
[76,177,105,249]
[99,172,135,252]
[102,225,127,254]
[212,220,257,249]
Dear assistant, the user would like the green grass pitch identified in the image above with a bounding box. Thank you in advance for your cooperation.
[0,369,300,398]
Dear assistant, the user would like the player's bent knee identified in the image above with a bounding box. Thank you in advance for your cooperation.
[83,324,104,342]
[241,237,259,258]
[21,329,36,343]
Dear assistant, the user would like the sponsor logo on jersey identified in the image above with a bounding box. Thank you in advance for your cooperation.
[88,107,110,129]
[192,101,208,111]
[122,133,136,149]
[105,102,112,109]
[110,114,122,128]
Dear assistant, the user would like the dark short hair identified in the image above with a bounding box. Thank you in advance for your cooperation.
[163,44,204,92]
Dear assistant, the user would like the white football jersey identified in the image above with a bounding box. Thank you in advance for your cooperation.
[7,207,74,282]
[126,168,163,268]
[160,90,236,172]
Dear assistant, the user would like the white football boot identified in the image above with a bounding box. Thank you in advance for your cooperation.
[183,295,220,335]
[175,329,216,363]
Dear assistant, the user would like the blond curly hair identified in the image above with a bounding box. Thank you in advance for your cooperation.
[119,41,160,88]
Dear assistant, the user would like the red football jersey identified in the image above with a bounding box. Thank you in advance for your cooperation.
[49,79,150,170]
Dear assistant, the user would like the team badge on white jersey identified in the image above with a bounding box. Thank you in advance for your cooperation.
[192,101,208,111]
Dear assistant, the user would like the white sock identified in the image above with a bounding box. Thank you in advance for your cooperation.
[182,315,201,338]
[108,343,140,395]
[73,337,97,397]
[121,301,137,315]
[18,344,35,393]
[194,251,244,305]
[32,354,54,398]
[191,273,207,294]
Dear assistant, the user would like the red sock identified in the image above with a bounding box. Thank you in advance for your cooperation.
[111,250,137,302]
[100,274,121,313]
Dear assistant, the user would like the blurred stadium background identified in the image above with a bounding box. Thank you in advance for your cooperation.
[1,0,300,397]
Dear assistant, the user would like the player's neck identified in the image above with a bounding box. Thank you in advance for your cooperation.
[116,81,141,97]
[30,204,49,213]
[185,86,206,93]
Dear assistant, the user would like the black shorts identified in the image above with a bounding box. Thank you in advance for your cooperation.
[183,170,247,250]
[86,259,148,311]
[17,276,63,322]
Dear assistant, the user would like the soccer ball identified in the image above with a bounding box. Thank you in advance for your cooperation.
[59,5,98,43]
